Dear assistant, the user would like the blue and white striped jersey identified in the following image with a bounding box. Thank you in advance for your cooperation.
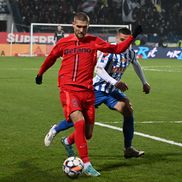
[93,48,137,93]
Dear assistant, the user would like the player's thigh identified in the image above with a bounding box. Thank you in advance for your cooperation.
[105,90,133,114]
[105,90,127,111]
[94,90,108,108]
[60,90,83,122]
[114,98,133,115]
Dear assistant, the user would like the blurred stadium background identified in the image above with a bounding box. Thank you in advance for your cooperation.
[0,0,181,58]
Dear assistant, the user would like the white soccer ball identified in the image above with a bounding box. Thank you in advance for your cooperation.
[63,156,84,178]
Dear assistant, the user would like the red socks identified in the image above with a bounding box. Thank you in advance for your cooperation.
[67,120,89,163]
[67,133,74,144]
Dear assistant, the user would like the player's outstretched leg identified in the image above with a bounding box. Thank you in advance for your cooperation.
[44,119,74,147]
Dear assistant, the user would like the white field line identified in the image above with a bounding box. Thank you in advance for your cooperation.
[142,65,182,72]
[143,68,182,72]
[95,122,182,147]
[140,121,182,124]
[101,121,182,124]
[143,65,182,68]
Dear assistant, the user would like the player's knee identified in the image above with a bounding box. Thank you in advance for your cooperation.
[70,110,84,122]
[123,101,133,116]
[115,100,133,115]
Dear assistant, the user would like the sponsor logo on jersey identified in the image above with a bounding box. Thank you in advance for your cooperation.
[64,48,92,55]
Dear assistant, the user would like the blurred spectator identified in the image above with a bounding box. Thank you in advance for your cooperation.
[0,0,9,14]
[11,0,181,44]
[54,25,64,44]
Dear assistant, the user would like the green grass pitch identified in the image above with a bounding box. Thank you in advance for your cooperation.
[0,57,182,182]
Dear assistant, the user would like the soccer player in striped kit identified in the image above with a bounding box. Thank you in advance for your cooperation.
[36,12,142,176]
[93,27,151,158]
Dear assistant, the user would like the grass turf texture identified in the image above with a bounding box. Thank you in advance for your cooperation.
[0,57,182,182]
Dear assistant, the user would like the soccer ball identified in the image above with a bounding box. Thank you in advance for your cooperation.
[63,156,84,178]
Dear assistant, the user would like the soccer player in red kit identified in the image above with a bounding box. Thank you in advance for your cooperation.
[35,12,142,176]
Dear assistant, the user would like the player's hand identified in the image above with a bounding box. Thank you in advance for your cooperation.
[35,75,42,85]
[132,25,142,38]
[115,81,128,92]
[143,83,150,94]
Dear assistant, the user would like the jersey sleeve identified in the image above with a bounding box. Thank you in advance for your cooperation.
[132,56,147,84]
[95,53,117,85]
[95,36,134,54]
[130,49,137,64]
[38,43,63,76]
[96,52,111,68]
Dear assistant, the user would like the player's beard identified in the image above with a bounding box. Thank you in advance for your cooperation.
[77,32,84,39]
[75,30,86,39]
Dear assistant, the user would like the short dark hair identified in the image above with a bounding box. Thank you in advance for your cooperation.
[117,27,131,35]
[74,12,90,23]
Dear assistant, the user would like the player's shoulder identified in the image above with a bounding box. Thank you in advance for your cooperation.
[63,34,74,40]
[85,34,98,41]
[57,34,74,43]
[86,33,96,38]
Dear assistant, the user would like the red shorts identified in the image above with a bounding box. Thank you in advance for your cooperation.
[60,89,95,124]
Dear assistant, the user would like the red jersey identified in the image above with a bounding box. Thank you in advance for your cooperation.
[38,34,134,91]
